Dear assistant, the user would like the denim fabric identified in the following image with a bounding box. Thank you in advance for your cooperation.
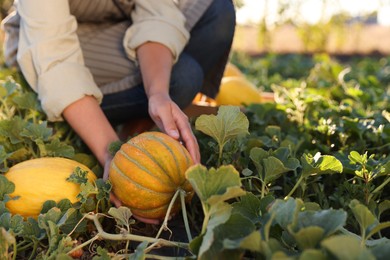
[101,0,236,125]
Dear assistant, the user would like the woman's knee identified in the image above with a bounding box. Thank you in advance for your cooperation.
[203,0,236,46]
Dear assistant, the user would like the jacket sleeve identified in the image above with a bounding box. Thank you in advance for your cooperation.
[16,0,102,122]
[123,0,189,63]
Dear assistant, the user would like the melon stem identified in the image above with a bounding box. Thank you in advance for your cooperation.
[180,189,193,241]
[67,213,189,257]
[155,189,181,239]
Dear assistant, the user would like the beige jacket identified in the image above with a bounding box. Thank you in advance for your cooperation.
[1,0,212,121]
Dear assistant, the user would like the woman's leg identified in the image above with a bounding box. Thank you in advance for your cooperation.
[184,0,236,98]
[100,53,203,125]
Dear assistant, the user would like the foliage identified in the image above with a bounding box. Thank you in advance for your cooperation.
[1,53,389,258]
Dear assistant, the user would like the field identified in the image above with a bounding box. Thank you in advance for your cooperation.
[0,23,390,259]
[233,24,390,55]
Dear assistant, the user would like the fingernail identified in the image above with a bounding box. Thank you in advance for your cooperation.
[170,130,179,138]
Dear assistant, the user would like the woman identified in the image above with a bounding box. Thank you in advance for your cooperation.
[1,0,236,222]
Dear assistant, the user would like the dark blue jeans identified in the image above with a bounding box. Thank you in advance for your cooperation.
[101,0,236,125]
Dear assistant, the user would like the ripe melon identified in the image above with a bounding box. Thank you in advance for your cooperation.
[223,63,245,78]
[215,77,262,106]
[5,157,96,218]
[109,132,194,220]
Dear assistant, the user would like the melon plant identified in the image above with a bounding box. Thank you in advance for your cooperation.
[5,157,97,218]
[109,131,194,219]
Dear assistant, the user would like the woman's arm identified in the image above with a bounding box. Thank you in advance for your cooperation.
[62,96,119,166]
[136,42,200,163]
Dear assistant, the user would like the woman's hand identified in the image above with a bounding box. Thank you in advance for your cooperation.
[136,42,201,164]
[148,93,200,164]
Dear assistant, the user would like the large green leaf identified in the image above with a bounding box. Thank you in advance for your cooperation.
[268,197,303,229]
[250,147,300,184]
[321,235,375,260]
[293,226,324,250]
[198,213,255,260]
[185,164,245,206]
[195,105,249,150]
[349,199,379,238]
[232,192,263,223]
[301,152,343,177]
[300,249,327,260]
[293,209,347,237]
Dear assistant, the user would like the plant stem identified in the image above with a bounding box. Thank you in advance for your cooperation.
[218,144,223,167]
[261,181,267,198]
[200,204,210,234]
[285,175,304,199]
[180,190,193,241]
[368,176,390,202]
[68,213,189,256]
[155,189,181,239]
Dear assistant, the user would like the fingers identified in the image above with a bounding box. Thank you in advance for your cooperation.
[148,96,200,164]
[175,113,200,164]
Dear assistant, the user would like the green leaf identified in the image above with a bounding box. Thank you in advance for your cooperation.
[223,231,262,252]
[378,200,390,218]
[293,226,324,250]
[349,199,378,238]
[250,147,300,184]
[199,213,255,260]
[299,249,327,260]
[186,164,245,206]
[366,222,390,240]
[0,146,11,172]
[0,117,27,144]
[92,246,111,260]
[370,241,390,260]
[349,151,367,165]
[23,218,45,240]
[45,139,75,158]
[0,213,24,236]
[0,175,15,202]
[95,179,112,201]
[38,207,63,232]
[197,202,233,259]
[20,121,52,142]
[293,209,347,237]
[108,206,134,228]
[321,235,375,260]
[66,167,89,184]
[12,92,41,111]
[41,200,57,214]
[268,197,303,230]
[301,152,343,177]
[232,192,262,223]
[195,105,249,151]
[60,208,87,234]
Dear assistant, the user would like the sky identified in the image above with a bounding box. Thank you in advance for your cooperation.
[236,0,390,26]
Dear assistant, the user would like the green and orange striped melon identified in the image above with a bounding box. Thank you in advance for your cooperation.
[109,131,194,219]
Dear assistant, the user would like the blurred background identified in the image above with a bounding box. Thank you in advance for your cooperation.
[233,0,390,55]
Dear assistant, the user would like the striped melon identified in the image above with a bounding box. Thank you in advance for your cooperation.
[109,131,194,219]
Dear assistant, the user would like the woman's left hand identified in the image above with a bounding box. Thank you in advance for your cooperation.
[148,93,200,164]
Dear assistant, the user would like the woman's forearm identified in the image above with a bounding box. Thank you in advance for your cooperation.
[136,42,173,97]
[62,95,119,165]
